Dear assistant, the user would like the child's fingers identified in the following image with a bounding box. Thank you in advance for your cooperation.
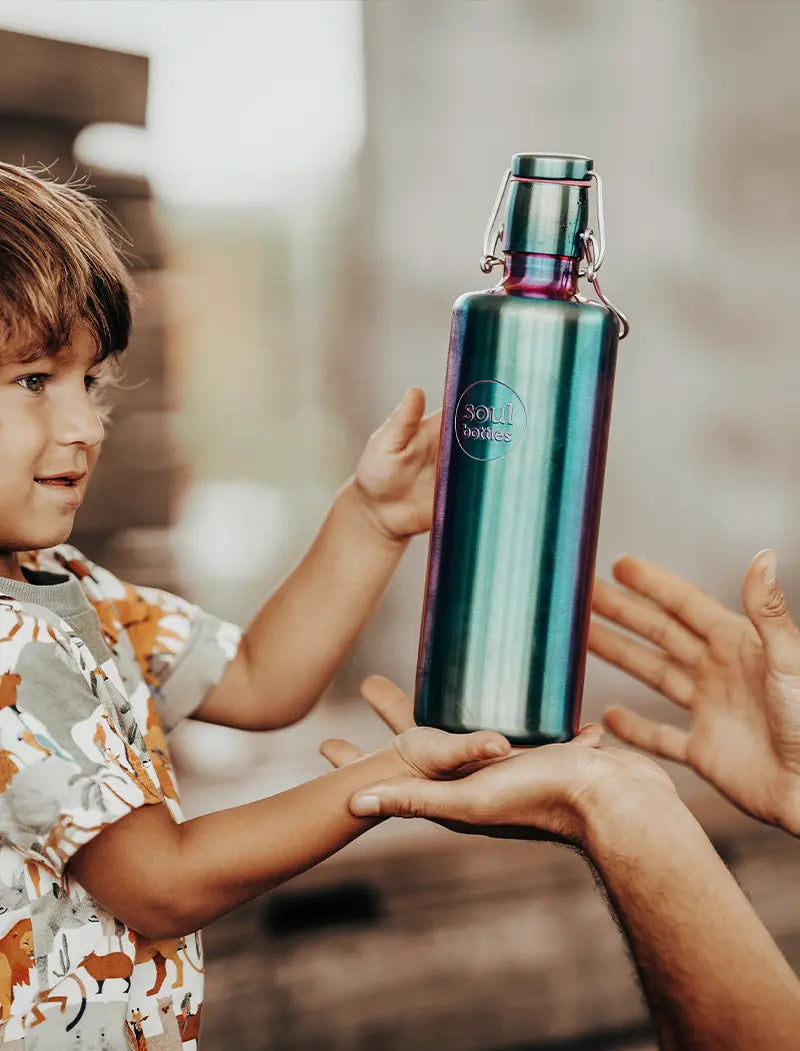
[383,387,426,453]
[419,408,443,456]
[359,675,416,732]
[411,728,511,775]
[319,738,364,768]
[420,407,443,434]
[603,705,690,763]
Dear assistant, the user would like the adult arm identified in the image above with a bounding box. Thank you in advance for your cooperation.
[583,780,800,1050]
[325,676,800,1051]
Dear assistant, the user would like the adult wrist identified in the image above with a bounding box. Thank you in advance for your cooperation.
[576,774,690,860]
[771,768,800,837]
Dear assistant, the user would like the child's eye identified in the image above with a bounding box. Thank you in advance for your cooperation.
[16,374,49,394]
[85,374,100,392]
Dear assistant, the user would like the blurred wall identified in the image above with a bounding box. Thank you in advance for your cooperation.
[348,0,800,733]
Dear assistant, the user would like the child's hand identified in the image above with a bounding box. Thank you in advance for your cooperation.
[325,678,511,782]
[353,387,442,541]
[590,550,800,834]
[387,723,511,782]
[322,676,673,845]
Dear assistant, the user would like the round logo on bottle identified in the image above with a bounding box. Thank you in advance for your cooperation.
[454,380,528,462]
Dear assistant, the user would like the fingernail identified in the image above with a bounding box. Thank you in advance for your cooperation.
[352,795,381,816]
[485,741,508,757]
[762,550,778,588]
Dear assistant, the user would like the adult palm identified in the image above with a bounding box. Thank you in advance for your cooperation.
[589,549,800,834]
[320,675,673,846]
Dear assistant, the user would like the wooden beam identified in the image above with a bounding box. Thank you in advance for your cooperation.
[0,30,148,125]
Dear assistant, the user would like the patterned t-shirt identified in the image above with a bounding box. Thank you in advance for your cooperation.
[0,544,241,1050]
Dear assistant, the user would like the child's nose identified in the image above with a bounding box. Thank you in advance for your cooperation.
[56,391,104,449]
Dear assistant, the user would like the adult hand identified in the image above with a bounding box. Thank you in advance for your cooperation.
[321,676,674,845]
[590,550,800,834]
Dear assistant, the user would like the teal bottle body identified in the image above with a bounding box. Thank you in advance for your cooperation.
[414,154,621,744]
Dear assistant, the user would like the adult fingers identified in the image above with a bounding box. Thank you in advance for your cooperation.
[742,550,800,674]
[603,705,690,763]
[350,777,470,820]
[359,675,416,732]
[319,738,364,768]
[612,556,728,641]
[573,722,605,747]
[589,621,695,708]
[593,577,705,666]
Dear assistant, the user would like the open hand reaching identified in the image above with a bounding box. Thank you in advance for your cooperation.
[590,549,800,834]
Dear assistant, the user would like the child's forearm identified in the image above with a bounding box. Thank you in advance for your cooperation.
[197,480,409,731]
[69,745,406,939]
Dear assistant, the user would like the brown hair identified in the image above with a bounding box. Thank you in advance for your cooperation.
[0,162,133,363]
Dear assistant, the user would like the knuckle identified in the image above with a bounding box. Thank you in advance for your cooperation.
[652,656,673,691]
[596,629,624,661]
[647,618,672,649]
[650,723,673,755]
[396,795,426,819]
[651,724,666,749]
[673,592,696,623]
[762,591,790,620]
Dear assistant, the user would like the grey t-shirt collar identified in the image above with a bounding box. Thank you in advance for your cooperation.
[0,564,91,619]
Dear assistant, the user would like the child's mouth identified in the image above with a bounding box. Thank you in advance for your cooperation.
[36,478,78,487]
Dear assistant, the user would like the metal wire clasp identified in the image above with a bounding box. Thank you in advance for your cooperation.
[478,165,629,339]
[480,168,511,274]
[580,231,629,339]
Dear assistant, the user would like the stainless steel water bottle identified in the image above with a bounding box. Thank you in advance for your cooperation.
[415,153,629,745]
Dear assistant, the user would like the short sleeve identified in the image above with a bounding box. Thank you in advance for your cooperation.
[0,608,155,876]
[119,584,242,732]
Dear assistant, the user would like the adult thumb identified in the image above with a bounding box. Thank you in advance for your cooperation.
[742,550,800,670]
[350,778,467,821]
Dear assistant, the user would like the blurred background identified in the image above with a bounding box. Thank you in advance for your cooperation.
[1,1,799,1048]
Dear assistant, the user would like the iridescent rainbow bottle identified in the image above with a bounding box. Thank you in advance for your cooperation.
[415,153,628,745]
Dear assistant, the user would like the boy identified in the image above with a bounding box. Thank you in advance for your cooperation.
[0,162,510,1049]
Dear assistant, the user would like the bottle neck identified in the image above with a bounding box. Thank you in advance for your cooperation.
[502,252,579,299]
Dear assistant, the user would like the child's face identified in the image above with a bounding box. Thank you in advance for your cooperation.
[0,324,104,576]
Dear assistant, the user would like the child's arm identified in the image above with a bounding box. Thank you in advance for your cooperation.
[67,723,507,939]
[195,388,441,731]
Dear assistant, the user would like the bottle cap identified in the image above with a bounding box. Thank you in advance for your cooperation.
[511,154,593,182]
[505,156,590,258]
